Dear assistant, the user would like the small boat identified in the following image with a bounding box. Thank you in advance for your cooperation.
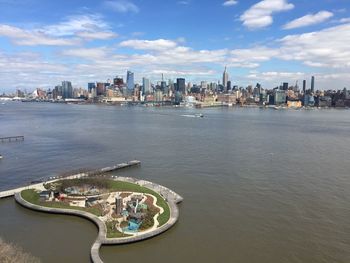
[0,155,3,159]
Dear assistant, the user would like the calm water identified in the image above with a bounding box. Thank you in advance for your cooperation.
[0,102,350,263]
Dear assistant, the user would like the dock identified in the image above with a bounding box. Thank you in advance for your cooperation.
[0,160,141,199]
[0,136,24,143]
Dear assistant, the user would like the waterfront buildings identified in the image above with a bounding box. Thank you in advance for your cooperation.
[5,69,350,109]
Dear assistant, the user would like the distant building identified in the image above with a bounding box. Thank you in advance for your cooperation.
[311,76,315,93]
[282,82,288,91]
[274,90,287,105]
[176,78,186,94]
[127,71,134,90]
[88,83,96,93]
[303,80,306,94]
[62,81,73,99]
[96,82,106,96]
[222,67,229,92]
[142,77,151,95]
[304,94,315,107]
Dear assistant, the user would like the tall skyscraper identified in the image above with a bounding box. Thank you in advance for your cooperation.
[176,78,186,94]
[142,77,151,94]
[127,71,134,90]
[62,81,73,99]
[311,76,315,93]
[282,82,288,91]
[303,80,306,94]
[222,66,229,92]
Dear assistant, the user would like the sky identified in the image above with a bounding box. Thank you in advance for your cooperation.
[0,0,349,92]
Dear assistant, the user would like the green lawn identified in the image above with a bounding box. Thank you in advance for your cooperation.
[23,179,171,228]
[105,221,131,238]
[21,189,103,216]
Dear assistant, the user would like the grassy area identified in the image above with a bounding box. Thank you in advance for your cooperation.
[107,181,171,226]
[21,189,103,216]
[105,221,131,238]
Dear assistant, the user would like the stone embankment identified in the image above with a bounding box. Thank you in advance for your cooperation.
[14,177,183,263]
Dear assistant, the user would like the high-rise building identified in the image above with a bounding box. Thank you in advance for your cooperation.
[176,78,186,94]
[311,76,315,93]
[96,82,106,96]
[114,76,124,88]
[282,82,288,91]
[88,83,96,93]
[223,66,229,92]
[142,77,151,94]
[303,80,306,94]
[62,81,73,99]
[127,71,134,90]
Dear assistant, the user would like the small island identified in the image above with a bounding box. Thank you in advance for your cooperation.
[15,176,183,263]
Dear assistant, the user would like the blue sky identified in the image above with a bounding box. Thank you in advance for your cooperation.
[0,0,349,92]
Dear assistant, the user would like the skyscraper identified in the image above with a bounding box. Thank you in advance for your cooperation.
[282,82,288,91]
[176,78,186,94]
[303,80,306,94]
[222,66,229,92]
[127,71,134,90]
[62,81,73,99]
[311,76,315,93]
[142,77,151,94]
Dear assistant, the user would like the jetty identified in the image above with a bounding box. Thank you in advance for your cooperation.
[0,160,141,199]
[0,136,24,143]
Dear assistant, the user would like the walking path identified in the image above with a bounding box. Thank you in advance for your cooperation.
[14,176,183,263]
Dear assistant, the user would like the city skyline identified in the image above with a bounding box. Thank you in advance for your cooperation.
[0,0,349,92]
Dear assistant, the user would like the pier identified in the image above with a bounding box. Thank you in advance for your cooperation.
[0,136,24,143]
[0,160,141,199]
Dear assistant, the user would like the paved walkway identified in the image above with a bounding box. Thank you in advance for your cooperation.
[14,177,183,263]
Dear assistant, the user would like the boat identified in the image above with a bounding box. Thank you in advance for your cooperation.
[0,155,3,159]
[181,114,204,118]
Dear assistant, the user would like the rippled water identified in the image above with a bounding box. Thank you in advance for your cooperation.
[0,102,350,262]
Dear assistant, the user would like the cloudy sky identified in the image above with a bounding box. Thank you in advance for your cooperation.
[0,0,349,92]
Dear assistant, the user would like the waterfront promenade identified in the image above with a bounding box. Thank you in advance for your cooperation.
[14,176,183,263]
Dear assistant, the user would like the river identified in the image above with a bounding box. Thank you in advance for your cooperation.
[0,102,350,262]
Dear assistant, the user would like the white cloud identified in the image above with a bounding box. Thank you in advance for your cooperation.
[76,31,118,40]
[240,0,294,29]
[279,23,350,68]
[43,15,109,36]
[0,24,80,46]
[283,11,333,30]
[177,1,189,5]
[223,0,238,7]
[338,18,350,23]
[119,39,178,51]
[61,47,111,60]
[104,0,139,13]
[2,20,350,91]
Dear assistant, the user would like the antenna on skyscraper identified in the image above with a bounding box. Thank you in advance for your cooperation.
[162,73,164,81]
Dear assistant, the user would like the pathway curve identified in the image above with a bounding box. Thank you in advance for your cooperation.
[14,177,183,263]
